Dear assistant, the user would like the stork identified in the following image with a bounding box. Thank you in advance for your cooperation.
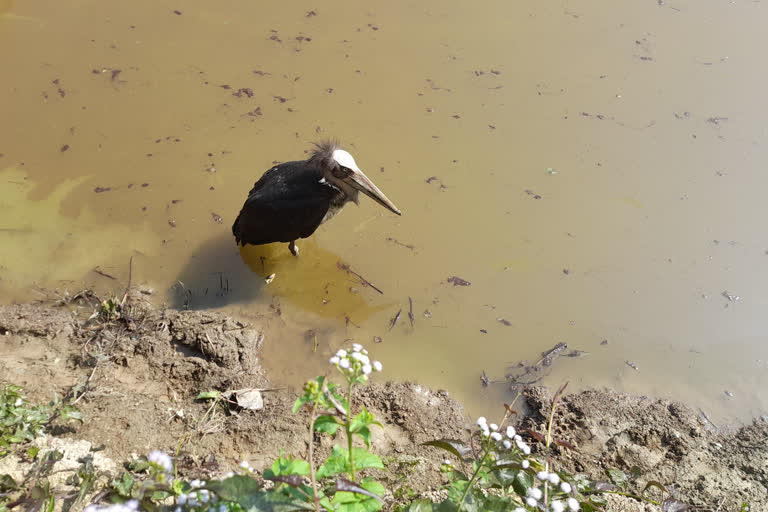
[232,141,401,256]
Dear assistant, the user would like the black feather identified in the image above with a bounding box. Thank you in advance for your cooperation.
[232,160,341,246]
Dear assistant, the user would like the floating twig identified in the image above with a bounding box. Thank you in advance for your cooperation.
[388,308,402,332]
[386,237,416,252]
[93,267,116,280]
[408,297,415,328]
[337,262,383,294]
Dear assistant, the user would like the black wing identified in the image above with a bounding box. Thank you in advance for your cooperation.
[232,161,337,246]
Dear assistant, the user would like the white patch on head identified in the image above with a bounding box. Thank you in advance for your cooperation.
[332,149,361,172]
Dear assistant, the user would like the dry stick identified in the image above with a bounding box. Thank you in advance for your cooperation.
[121,256,134,306]
[544,382,569,506]
[336,262,383,294]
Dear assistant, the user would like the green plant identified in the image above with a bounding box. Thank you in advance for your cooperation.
[0,385,83,459]
[412,383,680,512]
[264,343,386,511]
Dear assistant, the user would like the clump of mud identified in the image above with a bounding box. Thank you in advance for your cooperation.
[522,386,768,509]
[0,296,765,510]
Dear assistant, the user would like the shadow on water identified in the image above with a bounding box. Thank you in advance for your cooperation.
[171,233,393,324]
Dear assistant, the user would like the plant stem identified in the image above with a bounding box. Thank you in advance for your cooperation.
[307,399,321,512]
[457,443,490,512]
[346,380,356,481]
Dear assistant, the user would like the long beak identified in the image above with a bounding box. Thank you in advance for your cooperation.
[347,169,402,216]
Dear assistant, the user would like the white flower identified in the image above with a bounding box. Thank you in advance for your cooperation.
[550,500,565,512]
[352,343,363,352]
[491,432,502,441]
[85,500,140,512]
[522,444,531,455]
[548,473,561,484]
[224,471,234,478]
[148,450,173,473]
[522,459,530,469]
[503,440,512,449]
[481,427,490,437]
[476,416,487,426]
[489,423,498,431]
[362,364,372,375]
[528,487,543,500]
[177,494,188,505]
[443,459,452,465]
[537,470,550,481]
[239,460,249,469]
[506,426,516,438]
[351,352,370,365]
[329,356,340,364]
[560,482,572,493]
[514,434,522,441]
[336,349,348,357]
[526,497,538,507]
[339,358,350,369]
[567,497,580,511]
[14,398,22,406]
[373,360,383,372]
[514,509,526,512]
[219,505,228,512]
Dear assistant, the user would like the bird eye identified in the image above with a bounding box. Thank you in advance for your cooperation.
[331,166,352,179]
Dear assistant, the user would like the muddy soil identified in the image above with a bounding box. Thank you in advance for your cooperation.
[0,296,765,510]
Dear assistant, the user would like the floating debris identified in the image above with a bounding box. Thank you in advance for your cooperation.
[373,336,382,344]
[388,308,402,332]
[447,276,471,287]
[625,361,639,371]
[211,212,223,224]
[721,291,740,302]
[264,273,275,284]
[423,310,432,318]
[564,350,588,358]
[524,189,542,199]
[408,297,415,328]
[497,318,512,326]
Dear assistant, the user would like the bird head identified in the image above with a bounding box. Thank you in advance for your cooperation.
[310,141,402,215]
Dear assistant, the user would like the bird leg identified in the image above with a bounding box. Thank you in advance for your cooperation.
[288,240,299,257]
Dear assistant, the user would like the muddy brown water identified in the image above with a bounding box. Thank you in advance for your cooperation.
[2,0,767,423]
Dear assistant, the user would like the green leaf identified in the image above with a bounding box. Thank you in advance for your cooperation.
[238,490,315,511]
[265,456,310,478]
[0,474,18,492]
[351,448,384,471]
[314,415,341,435]
[316,445,350,479]
[511,470,534,497]
[292,395,311,414]
[421,440,472,461]
[405,499,435,512]
[196,391,221,400]
[331,479,385,512]
[336,478,384,502]
[316,446,383,480]
[605,468,628,490]
[642,480,668,495]
[354,426,372,448]
[207,475,261,502]
[110,472,134,497]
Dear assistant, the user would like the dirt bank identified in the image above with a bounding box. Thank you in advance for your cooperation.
[0,295,765,510]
